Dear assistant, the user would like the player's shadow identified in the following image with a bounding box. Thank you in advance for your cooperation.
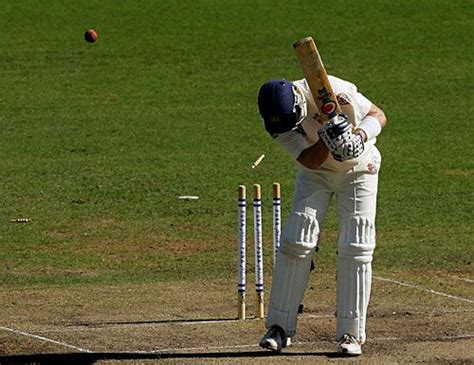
[0,350,336,364]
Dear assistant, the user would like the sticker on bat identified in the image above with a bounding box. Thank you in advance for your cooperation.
[317,87,338,116]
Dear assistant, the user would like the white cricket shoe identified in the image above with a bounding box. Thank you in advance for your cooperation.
[259,325,289,352]
[337,334,362,356]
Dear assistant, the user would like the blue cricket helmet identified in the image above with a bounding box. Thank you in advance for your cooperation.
[257,80,307,134]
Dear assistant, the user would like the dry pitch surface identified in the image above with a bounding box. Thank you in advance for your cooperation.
[1,271,473,364]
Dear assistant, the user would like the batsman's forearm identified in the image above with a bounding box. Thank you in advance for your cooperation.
[367,104,387,128]
[356,104,387,142]
[297,140,329,170]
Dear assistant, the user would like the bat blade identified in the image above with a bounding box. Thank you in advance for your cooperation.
[293,36,341,123]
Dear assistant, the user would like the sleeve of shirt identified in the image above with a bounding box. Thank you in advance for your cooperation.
[274,129,311,160]
[330,76,373,121]
[345,80,373,120]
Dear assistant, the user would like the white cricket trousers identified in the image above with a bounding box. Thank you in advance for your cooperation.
[292,146,381,343]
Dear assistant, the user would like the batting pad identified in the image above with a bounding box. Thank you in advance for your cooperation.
[266,208,319,337]
[336,216,376,344]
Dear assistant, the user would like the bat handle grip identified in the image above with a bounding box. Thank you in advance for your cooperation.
[328,114,340,124]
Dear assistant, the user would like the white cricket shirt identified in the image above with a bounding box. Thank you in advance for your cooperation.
[274,75,374,171]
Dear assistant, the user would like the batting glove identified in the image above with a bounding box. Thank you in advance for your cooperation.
[317,114,352,155]
[332,133,365,161]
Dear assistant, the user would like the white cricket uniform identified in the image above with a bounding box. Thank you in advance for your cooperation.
[266,76,381,344]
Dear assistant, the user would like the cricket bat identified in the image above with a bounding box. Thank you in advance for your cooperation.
[293,36,341,124]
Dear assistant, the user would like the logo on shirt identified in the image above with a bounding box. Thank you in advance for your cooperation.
[367,163,377,173]
[337,93,350,105]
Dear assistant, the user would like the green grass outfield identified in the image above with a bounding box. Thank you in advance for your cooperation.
[0,0,472,288]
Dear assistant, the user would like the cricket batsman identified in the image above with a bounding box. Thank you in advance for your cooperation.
[257,76,387,356]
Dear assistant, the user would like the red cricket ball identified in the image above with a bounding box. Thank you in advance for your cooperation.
[84,29,98,43]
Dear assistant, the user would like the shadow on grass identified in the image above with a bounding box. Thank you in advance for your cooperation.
[0,350,337,364]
